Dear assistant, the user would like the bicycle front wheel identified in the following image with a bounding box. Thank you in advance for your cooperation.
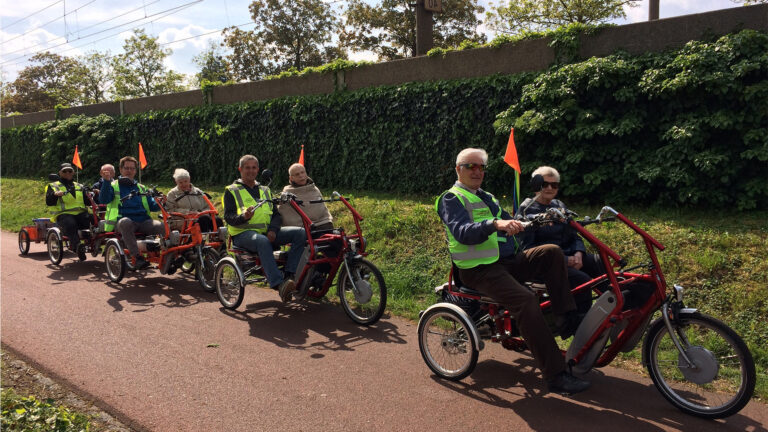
[643,311,756,418]
[418,305,479,381]
[338,258,387,325]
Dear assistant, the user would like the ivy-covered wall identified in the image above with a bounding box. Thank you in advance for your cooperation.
[2,30,767,209]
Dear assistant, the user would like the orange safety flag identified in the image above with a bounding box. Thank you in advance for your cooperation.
[504,128,520,173]
[138,142,148,169]
[72,145,83,170]
[298,145,305,166]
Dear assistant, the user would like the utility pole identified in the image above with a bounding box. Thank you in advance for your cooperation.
[414,0,442,56]
[649,0,659,21]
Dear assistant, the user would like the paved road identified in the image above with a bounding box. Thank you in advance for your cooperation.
[2,231,766,432]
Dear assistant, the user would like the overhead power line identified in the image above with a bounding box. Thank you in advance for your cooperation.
[2,0,64,30]
[1,0,202,66]
[1,0,98,46]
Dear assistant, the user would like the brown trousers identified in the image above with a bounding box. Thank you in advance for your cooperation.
[458,244,575,380]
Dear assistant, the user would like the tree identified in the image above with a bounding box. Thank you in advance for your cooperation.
[342,0,486,60]
[486,0,640,34]
[192,41,233,86]
[2,52,84,114]
[75,51,114,104]
[112,29,185,98]
[223,0,341,80]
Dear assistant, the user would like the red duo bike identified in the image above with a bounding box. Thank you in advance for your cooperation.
[214,191,387,325]
[417,206,756,419]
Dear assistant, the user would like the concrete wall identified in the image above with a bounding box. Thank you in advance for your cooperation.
[3,3,766,129]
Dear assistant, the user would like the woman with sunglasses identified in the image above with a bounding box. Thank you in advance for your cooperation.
[515,166,603,314]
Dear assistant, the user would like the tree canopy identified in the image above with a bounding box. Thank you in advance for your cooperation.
[342,0,486,60]
[223,0,342,80]
[1,52,84,114]
[486,0,639,34]
[112,29,185,98]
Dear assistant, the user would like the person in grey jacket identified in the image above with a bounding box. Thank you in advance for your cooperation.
[165,168,222,233]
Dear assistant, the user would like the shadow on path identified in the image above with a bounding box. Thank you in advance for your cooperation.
[219,294,406,356]
[431,357,766,431]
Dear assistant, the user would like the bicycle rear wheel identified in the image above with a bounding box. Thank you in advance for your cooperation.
[643,311,756,418]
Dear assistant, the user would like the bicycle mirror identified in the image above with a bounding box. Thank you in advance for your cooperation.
[529,174,544,192]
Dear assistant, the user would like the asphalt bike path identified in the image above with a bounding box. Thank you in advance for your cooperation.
[2,231,766,431]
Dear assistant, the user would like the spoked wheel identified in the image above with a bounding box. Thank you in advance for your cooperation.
[418,305,479,381]
[104,242,126,283]
[338,258,387,325]
[643,311,756,419]
[18,230,30,255]
[46,230,63,265]
[215,257,245,310]
[196,247,219,293]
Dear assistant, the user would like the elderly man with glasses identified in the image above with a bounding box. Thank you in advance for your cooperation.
[46,162,91,252]
[435,148,590,395]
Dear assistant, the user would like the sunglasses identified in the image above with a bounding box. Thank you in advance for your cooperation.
[459,163,486,172]
[61,169,74,173]
[541,181,559,189]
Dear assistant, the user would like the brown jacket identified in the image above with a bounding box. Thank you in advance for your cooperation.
[278,180,333,228]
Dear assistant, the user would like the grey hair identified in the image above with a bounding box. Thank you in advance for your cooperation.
[239,154,259,168]
[288,163,305,176]
[456,148,488,165]
[173,168,191,181]
[531,166,560,182]
[101,164,115,172]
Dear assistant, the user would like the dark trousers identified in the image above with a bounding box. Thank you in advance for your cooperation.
[567,253,606,314]
[57,212,91,250]
[458,244,575,380]
[198,215,224,233]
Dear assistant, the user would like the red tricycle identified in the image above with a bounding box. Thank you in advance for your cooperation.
[214,191,387,325]
[102,186,226,293]
[417,206,755,419]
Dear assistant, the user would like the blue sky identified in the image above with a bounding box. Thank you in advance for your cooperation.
[0,0,746,85]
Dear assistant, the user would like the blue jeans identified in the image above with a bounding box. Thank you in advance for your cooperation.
[232,227,306,288]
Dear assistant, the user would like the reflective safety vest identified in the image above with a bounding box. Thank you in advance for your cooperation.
[436,186,504,269]
[47,181,87,222]
[224,183,272,236]
[104,181,152,232]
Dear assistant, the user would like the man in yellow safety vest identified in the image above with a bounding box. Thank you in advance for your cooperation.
[223,155,306,302]
[436,148,590,395]
[46,162,91,252]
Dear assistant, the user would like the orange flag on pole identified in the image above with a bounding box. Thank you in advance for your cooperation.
[298,145,305,165]
[504,128,520,173]
[72,145,83,169]
[138,142,148,169]
[504,128,522,213]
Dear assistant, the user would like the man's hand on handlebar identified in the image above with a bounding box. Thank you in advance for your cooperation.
[243,205,256,220]
[493,218,525,235]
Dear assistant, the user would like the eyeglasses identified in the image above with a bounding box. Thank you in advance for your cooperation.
[459,163,486,172]
[61,169,74,173]
[541,181,559,189]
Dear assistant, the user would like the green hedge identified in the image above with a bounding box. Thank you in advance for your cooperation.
[2,30,767,208]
